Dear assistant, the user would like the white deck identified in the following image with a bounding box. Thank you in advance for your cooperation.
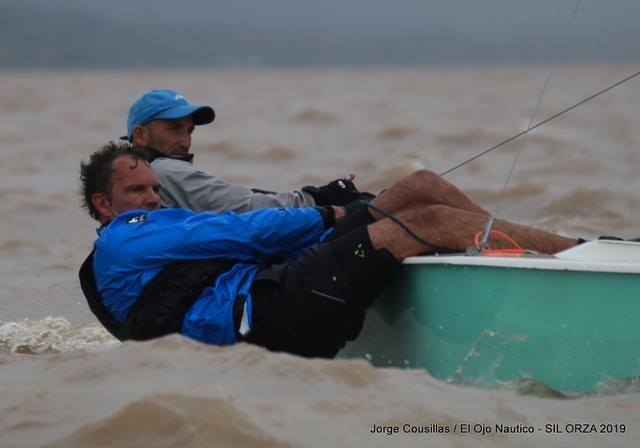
[403,240,640,274]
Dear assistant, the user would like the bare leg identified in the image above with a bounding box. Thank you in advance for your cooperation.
[369,170,487,220]
[367,205,577,261]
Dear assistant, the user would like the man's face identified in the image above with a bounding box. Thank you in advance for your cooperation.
[92,155,161,223]
[133,116,195,157]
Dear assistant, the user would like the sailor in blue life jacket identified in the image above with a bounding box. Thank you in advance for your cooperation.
[120,88,374,213]
[78,142,578,357]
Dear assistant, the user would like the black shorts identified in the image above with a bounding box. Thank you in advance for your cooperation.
[242,222,400,358]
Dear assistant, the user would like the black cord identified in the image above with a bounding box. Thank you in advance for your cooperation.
[360,201,448,253]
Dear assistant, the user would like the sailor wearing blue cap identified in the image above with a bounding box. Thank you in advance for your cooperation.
[123,89,214,154]
[123,88,373,214]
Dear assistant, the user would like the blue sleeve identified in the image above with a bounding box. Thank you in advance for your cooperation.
[101,207,326,266]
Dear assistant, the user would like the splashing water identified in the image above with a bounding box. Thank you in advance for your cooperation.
[0,317,118,355]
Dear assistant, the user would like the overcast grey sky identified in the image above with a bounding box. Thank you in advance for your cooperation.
[1,0,639,68]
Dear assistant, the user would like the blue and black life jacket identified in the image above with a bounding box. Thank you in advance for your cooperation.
[79,251,234,341]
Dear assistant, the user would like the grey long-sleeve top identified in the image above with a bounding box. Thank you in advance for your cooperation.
[151,157,317,213]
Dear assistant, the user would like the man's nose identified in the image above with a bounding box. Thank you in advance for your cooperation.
[179,131,192,150]
[145,188,161,208]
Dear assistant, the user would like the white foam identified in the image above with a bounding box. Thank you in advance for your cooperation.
[0,316,118,355]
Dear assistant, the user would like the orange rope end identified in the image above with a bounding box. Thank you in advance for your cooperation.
[473,230,538,256]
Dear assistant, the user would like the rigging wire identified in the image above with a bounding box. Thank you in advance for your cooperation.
[440,68,640,178]
[438,0,640,184]
[479,0,583,247]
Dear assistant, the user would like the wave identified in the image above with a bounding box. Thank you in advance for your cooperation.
[2,334,638,448]
[0,317,118,355]
[376,126,417,141]
[289,108,339,125]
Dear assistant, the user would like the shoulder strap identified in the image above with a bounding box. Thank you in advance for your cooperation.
[78,250,121,338]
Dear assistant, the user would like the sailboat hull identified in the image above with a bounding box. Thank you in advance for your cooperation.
[339,241,640,393]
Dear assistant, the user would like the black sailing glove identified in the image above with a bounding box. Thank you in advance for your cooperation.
[302,178,375,206]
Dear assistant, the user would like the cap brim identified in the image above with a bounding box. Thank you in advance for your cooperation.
[154,105,215,125]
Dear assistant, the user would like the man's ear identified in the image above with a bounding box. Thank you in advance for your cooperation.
[91,193,114,223]
[131,125,148,146]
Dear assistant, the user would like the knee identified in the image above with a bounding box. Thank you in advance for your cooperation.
[412,169,440,185]
[410,169,453,193]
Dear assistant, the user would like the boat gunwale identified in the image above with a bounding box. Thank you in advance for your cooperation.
[403,254,640,273]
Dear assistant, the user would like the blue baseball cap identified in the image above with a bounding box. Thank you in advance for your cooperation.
[123,89,215,140]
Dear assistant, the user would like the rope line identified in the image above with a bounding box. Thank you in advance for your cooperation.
[440,68,640,177]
